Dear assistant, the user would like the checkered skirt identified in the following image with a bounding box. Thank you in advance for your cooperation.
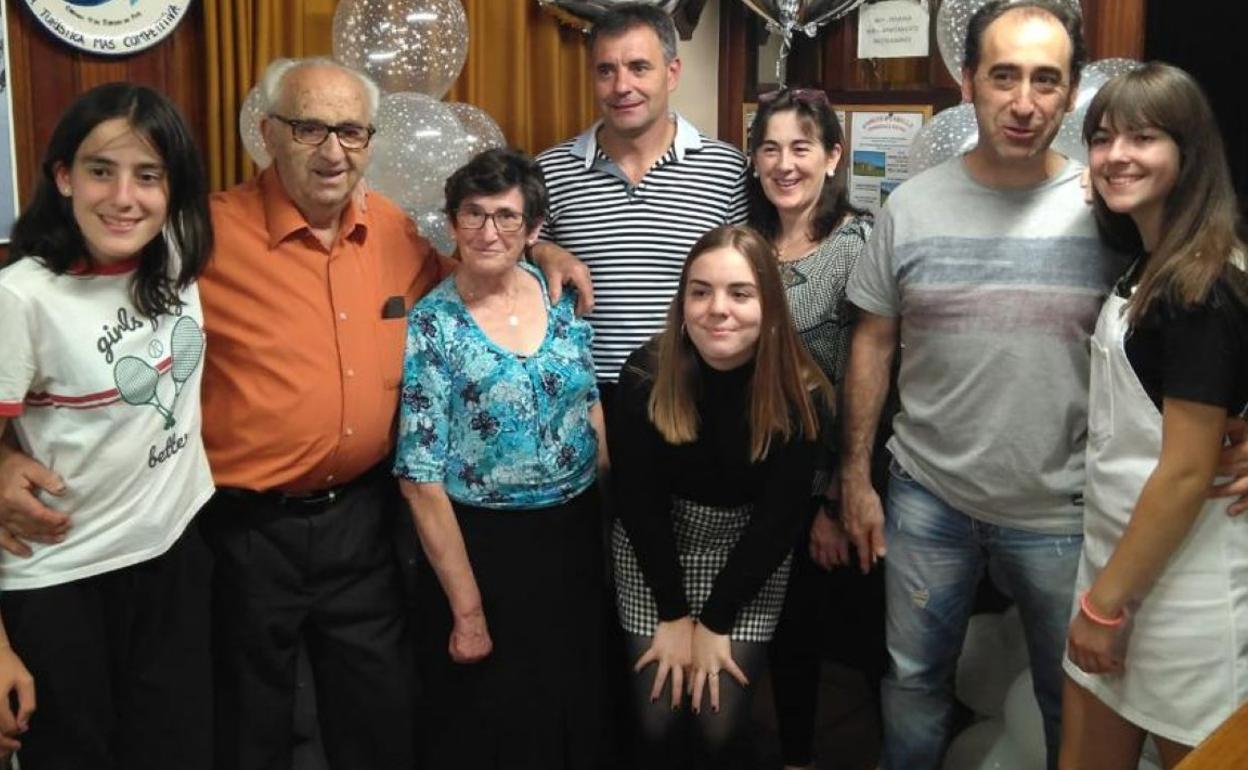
[611,497,792,643]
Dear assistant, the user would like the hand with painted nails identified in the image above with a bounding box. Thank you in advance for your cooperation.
[633,616,693,710]
[688,624,747,716]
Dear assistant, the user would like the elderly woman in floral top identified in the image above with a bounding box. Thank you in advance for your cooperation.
[394,148,608,770]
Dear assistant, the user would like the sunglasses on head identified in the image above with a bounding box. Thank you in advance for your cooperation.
[757,87,830,107]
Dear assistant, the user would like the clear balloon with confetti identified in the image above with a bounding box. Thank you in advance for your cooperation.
[332,0,468,98]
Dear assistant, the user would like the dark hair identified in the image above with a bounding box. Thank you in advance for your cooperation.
[443,147,548,226]
[1082,62,1247,323]
[964,0,1087,86]
[648,224,833,461]
[745,89,866,243]
[6,83,211,318]
[587,2,678,63]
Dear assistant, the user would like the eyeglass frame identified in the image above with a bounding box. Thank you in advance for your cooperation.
[267,114,377,149]
[452,206,529,234]
[756,88,831,107]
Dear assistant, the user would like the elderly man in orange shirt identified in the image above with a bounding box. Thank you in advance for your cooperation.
[192,57,438,770]
[0,58,590,770]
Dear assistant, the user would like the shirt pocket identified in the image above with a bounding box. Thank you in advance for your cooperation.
[379,316,407,390]
[1087,337,1114,447]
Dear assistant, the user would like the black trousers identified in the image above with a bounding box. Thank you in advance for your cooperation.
[1,520,213,770]
[202,474,414,770]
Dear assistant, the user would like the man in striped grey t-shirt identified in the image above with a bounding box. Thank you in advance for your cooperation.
[532,3,747,392]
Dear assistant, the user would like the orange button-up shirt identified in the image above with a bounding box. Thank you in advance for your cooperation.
[199,169,443,492]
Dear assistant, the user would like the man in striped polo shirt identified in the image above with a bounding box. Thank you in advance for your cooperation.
[533,3,748,397]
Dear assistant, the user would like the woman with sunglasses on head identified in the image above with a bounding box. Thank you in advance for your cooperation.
[0,83,214,768]
[394,147,609,770]
[609,224,834,769]
[1060,63,1248,770]
[746,88,883,770]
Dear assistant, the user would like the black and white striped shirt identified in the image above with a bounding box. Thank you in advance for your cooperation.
[537,115,748,383]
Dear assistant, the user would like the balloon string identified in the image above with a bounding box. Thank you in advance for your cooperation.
[777,34,791,86]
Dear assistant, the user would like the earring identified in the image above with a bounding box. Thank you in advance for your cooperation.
[826,166,837,178]
[751,169,759,178]
[680,321,688,337]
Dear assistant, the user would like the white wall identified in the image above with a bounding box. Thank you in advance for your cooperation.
[669,0,721,138]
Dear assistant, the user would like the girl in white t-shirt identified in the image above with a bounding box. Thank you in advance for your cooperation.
[0,84,215,769]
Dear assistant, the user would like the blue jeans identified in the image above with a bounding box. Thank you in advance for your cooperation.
[880,462,1080,770]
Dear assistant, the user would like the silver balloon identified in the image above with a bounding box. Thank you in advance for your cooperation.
[909,103,979,175]
[408,206,456,257]
[332,0,468,98]
[1048,58,1142,163]
[238,85,271,168]
[1083,57,1143,81]
[742,0,867,84]
[446,102,507,157]
[1050,68,1108,164]
[367,92,469,213]
[936,0,1083,82]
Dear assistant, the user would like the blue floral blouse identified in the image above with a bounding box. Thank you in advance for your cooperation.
[393,263,600,509]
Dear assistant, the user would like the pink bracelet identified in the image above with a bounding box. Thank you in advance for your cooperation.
[1079,591,1125,628]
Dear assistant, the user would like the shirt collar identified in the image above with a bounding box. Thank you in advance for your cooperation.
[69,256,141,276]
[259,167,368,250]
[570,112,704,169]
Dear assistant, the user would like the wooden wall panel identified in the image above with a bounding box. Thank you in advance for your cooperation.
[3,0,205,259]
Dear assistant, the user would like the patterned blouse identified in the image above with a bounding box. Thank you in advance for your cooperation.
[393,263,600,509]
[778,213,873,492]
[780,213,873,385]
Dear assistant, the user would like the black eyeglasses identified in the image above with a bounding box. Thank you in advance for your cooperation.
[757,88,830,107]
[268,114,376,149]
[454,207,527,233]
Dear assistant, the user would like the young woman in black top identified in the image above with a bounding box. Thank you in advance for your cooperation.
[608,224,833,768]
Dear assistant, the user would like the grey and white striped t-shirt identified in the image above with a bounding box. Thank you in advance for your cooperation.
[848,157,1129,534]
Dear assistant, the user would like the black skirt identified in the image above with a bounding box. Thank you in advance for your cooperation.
[416,486,609,770]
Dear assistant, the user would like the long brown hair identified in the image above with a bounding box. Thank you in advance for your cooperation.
[647,225,833,461]
[1083,62,1247,323]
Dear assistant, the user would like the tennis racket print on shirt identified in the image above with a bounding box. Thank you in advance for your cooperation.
[169,316,204,401]
[114,356,176,428]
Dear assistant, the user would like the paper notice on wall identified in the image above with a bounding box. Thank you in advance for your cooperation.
[848,110,925,212]
[858,0,930,59]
